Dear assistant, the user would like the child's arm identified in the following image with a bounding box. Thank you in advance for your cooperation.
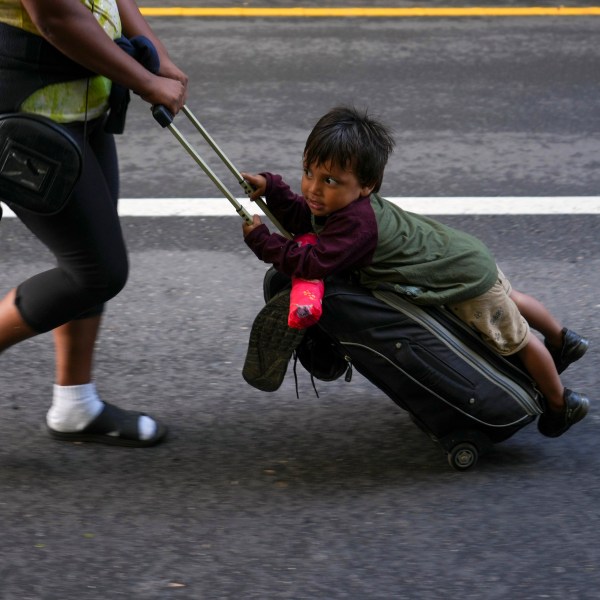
[245,205,377,281]
[241,172,312,234]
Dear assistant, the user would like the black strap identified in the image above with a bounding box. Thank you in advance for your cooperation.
[84,402,142,439]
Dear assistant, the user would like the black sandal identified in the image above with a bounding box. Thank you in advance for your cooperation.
[47,401,167,447]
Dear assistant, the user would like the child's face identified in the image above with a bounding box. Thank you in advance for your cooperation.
[301,159,373,217]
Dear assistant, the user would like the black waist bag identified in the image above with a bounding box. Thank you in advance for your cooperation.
[0,112,82,215]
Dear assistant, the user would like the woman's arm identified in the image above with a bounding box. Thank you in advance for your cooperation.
[21,0,186,114]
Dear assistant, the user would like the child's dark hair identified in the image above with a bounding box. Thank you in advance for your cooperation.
[303,106,395,193]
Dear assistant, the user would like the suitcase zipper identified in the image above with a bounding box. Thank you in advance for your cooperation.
[340,340,534,428]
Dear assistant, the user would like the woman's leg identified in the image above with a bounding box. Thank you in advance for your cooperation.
[11,122,127,333]
[3,119,164,444]
[53,314,102,386]
[0,289,37,351]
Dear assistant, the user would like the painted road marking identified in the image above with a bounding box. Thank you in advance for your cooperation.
[3,197,600,218]
[139,6,600,18]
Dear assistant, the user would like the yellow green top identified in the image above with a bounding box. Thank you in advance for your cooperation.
[0,0,121,122]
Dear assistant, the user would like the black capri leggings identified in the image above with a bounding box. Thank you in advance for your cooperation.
[12,117,129,333]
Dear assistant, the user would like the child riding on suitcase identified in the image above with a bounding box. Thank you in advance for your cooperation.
[241,105,589,439]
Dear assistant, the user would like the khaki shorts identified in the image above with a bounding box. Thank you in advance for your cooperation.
[447,268,530,356]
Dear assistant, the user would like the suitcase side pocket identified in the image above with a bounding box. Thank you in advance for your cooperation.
[394,338,478,413]
[393,338,532,427]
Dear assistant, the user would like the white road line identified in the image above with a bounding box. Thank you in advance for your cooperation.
[2,197,600,217]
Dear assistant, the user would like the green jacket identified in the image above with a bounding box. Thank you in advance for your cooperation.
[356,194,498,305]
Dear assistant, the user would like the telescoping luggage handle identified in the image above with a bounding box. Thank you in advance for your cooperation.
[152,105,291,239]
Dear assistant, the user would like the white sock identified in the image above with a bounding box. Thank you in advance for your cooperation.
[47,383,157,440]
[47,383,104,432]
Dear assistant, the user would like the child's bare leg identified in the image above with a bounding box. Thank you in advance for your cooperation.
[517,335,589,437]
[509,289,562,346]
[510,288,588,373]
[517,335,563,410]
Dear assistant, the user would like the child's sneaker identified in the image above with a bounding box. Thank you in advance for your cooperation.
[242,290,306,392]
[537,388,589,438]
[545,328,589,374]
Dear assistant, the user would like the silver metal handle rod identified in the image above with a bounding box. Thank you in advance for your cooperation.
[167,122,253,225]
[181,105,292,239]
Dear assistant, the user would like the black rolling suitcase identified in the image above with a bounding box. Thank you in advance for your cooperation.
[310,278,545,470]
[155,106,545,471]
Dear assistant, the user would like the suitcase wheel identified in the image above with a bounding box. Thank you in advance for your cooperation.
[447,442,479,471]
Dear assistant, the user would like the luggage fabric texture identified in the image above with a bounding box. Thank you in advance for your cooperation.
[265,269,545,469]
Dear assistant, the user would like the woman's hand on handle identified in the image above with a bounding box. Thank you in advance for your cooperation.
[138,74,186,116]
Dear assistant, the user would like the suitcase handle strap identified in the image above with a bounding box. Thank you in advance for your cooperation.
[152,104,292,239]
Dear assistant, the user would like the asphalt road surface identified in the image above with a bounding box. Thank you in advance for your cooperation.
[119,3,600,199]
[1,5,599,600]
